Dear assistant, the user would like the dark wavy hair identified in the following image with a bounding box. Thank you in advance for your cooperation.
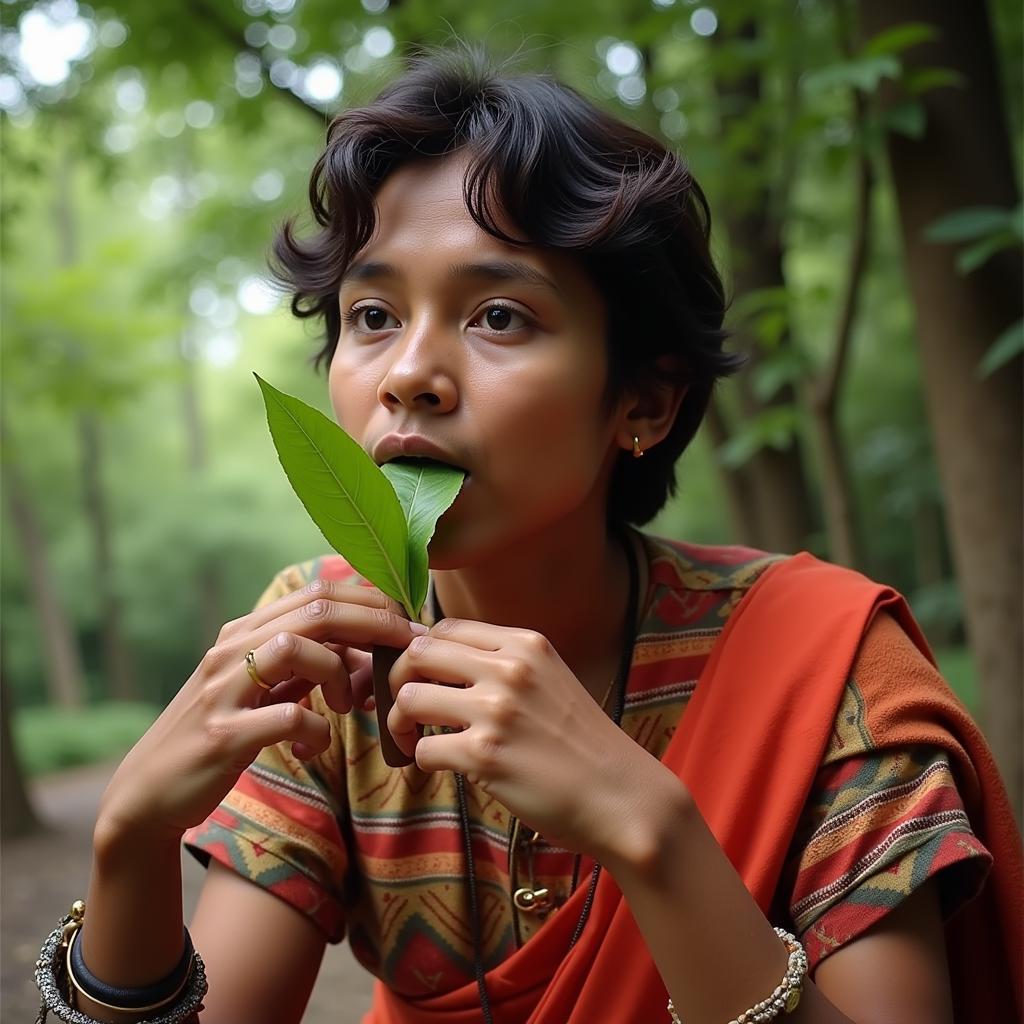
[270,42,741,525]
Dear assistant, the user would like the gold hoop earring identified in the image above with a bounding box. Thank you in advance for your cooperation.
[632,436,644,459]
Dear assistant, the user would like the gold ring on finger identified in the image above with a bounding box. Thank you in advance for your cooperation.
[244,649,273,691]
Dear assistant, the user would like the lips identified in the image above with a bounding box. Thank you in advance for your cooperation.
[372,434,470,476]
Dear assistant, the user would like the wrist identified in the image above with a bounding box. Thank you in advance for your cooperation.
[595,750,694,885]
[93,808,184,865]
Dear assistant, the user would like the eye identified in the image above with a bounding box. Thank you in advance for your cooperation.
[473,303,530,334]
[342,305,397,332]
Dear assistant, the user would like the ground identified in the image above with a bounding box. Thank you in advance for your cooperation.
[2,760,374,1022]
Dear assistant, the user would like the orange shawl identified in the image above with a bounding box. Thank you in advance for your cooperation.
[365,553,1023,1023]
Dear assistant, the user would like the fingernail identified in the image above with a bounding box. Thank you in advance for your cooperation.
[409,622,429,635]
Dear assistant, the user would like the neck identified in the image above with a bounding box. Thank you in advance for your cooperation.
[431,518,635,701]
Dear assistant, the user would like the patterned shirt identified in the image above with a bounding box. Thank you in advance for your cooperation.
[183,534,990,994]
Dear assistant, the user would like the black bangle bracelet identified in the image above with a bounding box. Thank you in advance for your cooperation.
[69,925,194,1010]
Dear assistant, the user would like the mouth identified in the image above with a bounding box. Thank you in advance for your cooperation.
[372,434,470,478]
[383,455,470,478]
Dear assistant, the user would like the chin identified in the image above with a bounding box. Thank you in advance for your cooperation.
[425,516,513,571]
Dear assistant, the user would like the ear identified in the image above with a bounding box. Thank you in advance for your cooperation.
[616,356,688,457]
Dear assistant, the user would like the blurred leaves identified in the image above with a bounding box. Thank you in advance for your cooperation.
[1,0,1020,713]
[718,405,803,469]
[925,203,1024,374]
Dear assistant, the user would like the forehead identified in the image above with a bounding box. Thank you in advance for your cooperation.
[353,153,596,303]
[368,152,516,251]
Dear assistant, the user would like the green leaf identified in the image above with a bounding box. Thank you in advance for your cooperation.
[955,231,1019,274]
[801,56,901,96]
[861,22,937,58]
[977,320,1024,379]
[381,460,465,618]
[905,66,966,97]
[879,101,926,139]
[254,374,414,615]
[751,348,810,402]
[718,405,802,469]
[924,206,1014,243]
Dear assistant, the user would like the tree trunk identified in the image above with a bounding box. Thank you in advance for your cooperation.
[911,498,954,648]
[79,412,137,701]
[704,398,761,547]
[1,637,42,839]
[728,247,819,556]
[179,339,224,648]
[714,21,819,555]
[809,84,873,570]
[1,414,86,710]
[55,143,138,702]
[810,405,862,568]
[860,0,1023,822]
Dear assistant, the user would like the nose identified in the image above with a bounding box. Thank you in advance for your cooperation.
[377,319,459,414]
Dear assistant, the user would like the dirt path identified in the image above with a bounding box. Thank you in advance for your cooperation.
[2,760,374,1023]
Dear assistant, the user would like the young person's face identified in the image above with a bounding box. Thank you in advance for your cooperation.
[329,152,628,567]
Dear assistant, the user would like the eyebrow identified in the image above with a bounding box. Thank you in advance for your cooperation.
[340,259,563,297]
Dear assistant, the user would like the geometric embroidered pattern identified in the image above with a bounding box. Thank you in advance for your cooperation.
[183,534,990,993]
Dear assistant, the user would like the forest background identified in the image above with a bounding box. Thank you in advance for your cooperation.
[2,0,1021,835]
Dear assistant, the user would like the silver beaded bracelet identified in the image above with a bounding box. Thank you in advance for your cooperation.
[34,901,208,1024]
[667,927,808,1024]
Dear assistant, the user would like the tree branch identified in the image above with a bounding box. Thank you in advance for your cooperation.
[815,103,873,412]
[186,0,329,126]
[814,6,875,414]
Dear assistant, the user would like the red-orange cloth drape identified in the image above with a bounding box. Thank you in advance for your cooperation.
[364,553,1023,1023]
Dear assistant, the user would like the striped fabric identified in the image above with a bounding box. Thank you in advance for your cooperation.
[183,534,990,995]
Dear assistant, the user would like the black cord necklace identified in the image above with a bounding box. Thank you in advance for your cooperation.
[442,530,641,1023]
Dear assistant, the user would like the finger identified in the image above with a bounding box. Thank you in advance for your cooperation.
[334,646,374,709]
[351,663,374,710]
[390,635,497,698]
[242,634,352,711]
[388,682,469,757]
[243,579,407,633]
[263,671,352,716]
[340,646,371,674]
[428,617,506,651]
[412,730,482,776]
[233,701,333,762]
[256,597,423,653]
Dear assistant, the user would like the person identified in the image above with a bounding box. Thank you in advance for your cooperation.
[35,43,1021,1024]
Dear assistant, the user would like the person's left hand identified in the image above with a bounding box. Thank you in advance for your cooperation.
[386,617,669,864]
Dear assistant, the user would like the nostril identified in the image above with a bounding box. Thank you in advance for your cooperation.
[419,393,441,407]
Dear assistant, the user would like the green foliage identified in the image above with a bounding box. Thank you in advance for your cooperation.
[924,204,1023,243]
[977,320,1024,378]
[860,22,938,59]
[381,460,464,617]
[13,703,162,777]
[719,406,803,469]
[256,374,414,614]
[924,203,1024,375]
[801,55,900,96]
[1,0,1019,730]
[934,647,978,713]
[256,376,463,620]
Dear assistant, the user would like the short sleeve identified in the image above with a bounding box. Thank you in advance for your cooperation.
[779,613,992,972]
[182,560,351,944]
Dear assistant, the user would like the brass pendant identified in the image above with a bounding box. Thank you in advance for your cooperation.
[512,886,553,913]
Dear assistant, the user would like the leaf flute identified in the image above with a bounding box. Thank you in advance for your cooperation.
[255,374,465,766]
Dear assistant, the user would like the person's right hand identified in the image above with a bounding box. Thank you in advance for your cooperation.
[95,579,424,848]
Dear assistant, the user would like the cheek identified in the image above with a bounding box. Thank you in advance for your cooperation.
[328,351,376,432]
[485,364,611,475]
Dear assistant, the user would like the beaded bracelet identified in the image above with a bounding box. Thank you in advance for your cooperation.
[34,900,208,1024]
[667,927,808,1024]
